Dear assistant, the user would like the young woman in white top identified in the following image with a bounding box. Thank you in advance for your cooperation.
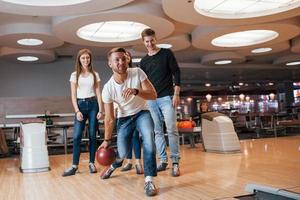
[62,48,104,176]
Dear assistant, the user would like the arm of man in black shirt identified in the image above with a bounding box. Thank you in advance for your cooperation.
[168,50,181,107]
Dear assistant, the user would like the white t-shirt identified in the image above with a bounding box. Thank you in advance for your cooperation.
[69,72,100,98]
[102,68,148,118]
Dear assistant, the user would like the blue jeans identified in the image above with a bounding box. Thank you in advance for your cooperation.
[72,98,99,165]
[126,130,141,159]
[112,110,157,177]
[147,96,180,163]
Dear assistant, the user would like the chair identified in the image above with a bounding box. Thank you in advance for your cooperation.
[20,121,50,173]
[201,112,240,153]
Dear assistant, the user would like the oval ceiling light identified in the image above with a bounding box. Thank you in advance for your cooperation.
[77,21,149,43]
[194,0,300,19]
[205,83,211,87]
[251,47,272,54]
[215,60,232,65]
[17,56,39,62]
[1,0,91,6]
[286,61,300,66]
[17,38,43,46]
[156,43,172,49]
[212,30,279,47]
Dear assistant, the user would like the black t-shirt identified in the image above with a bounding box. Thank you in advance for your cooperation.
[140,48,181,98]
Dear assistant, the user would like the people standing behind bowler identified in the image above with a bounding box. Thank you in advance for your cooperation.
[62,49,104,177]
[120,51,143,174]
[99,47,158,196]
[140,28,181,177]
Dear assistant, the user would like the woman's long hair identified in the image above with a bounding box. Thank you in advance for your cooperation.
[75,48,97,90]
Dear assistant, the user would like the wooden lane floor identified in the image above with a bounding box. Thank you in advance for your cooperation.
[0,136,299,200]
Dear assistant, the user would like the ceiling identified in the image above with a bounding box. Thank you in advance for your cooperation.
[0,0,299,94]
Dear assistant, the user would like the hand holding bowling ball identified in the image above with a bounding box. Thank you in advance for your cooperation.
[96,146,116,166]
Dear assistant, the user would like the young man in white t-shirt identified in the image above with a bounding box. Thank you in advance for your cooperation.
[99,47,158,197]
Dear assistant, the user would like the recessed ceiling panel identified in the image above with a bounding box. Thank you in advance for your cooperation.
[192,22,300,51]
[291,36,300,53]
[0,23,64,49]
[0,47,56,63]
[273,54,300,66]
[0,0,134,16]
[162,0,300,26]
[237,41,290,56]
[201,52,246,65]
[194,0,300,19]
[53,1,174,47]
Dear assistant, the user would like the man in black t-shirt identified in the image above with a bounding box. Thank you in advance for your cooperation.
[140,28,181,177]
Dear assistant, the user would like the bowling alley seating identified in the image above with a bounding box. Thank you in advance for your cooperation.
[201,112,240,153]
[19,120,50,173]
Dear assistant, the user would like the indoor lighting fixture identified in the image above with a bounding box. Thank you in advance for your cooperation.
[17,38,43,46]
[132,58,142,63]
[17,56,39,62]
[187,97,193,102]
[239,93,245,101]
[245,96,250,102]
[286,61,300,66]
[217,97,222,102]
[194,0,300,19]
[211,30,278,47]
[1,0,91,6]
[156,43,172,49]
[239,82,244,86]
[215,60,232,65]
[77,21,149,43]
[205,83,211,87]
[206,94,212,102]
[269,93,275,100]
[268,82,274,86]
[251,47,272,54]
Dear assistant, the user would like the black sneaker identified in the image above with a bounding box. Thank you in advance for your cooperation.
[89,163,97,173]
[135,164,144,175]
[121,163,132,172]
[171,163,180,177]
[100,166,115,179]
[62,166,78,177]
[144,181,157,197]
[157,162,168,172]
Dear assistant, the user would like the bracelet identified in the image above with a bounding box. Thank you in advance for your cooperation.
[104,139,112,142]
[174,94,180,96]
[134,88,139,96]
[75,110,80,114]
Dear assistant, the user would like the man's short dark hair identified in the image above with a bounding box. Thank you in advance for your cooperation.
[107,47,127,60]
[141,28,156,39]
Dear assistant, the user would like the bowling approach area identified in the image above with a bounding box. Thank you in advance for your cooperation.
[0,136,299,200]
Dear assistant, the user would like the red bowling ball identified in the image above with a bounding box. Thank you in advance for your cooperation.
[96,146,116,166]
